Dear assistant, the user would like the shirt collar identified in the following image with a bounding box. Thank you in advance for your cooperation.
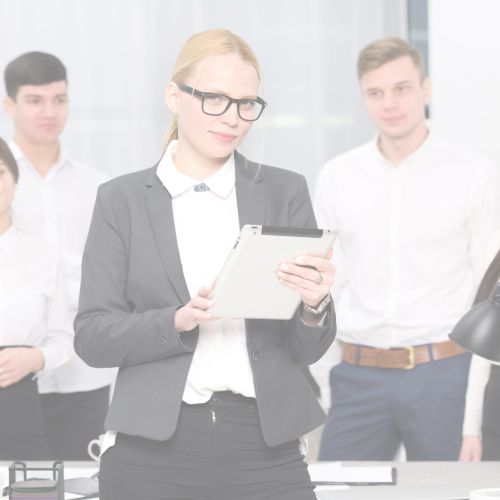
[0,224,17,255]
[371,125,434,168]
[406,129,434,165]
[156,140,235,199]
[9,140,70,178]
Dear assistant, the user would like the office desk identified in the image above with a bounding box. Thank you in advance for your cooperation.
[2,461,499,500]
[316,461,500,500]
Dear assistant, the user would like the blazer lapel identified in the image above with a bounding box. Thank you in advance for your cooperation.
[142,153,267,305]
[234,152,269,340]
[235,151,267,227]
[144,169,191,304]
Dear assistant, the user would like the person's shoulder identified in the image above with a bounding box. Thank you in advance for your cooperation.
[430,135,495,172]
[15,229,59,263]
[235,152,301,181]
[326,141,374,167]
[261,163,305,184]
[15,229,54,249]
[236,152,306,191]
[98,165,157,198]
[320,140,375,178]
[65,155,110,183]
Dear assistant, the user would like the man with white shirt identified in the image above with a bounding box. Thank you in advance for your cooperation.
[313,38,500,460]
[3,52,115,459]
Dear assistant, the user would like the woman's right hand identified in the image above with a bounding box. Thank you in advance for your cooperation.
[174,285,215,333]
[0,347,45,388]
[459,435,482,461]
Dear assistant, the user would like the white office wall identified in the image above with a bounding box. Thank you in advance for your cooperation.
[0,0,407,187]
[429,0,500,167]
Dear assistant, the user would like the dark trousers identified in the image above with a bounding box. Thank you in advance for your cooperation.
[319,352,471,461]
[0,374,50,460]
[100,392,315,500]
[40,385,109,460]
[483,365,500,460]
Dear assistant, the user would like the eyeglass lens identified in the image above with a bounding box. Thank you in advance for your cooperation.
[202,94,263,121]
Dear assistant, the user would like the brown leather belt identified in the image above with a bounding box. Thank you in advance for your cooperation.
[343,340,465,370]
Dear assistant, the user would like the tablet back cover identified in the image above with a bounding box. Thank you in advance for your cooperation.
[210,225,336,319]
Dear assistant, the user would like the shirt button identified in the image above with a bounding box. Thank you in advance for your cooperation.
[252,349,260,363]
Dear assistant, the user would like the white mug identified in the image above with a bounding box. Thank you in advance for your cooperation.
[87,432,115,462]
[470,489,500,500]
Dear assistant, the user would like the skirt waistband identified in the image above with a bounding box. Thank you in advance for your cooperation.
[182,391,257,409]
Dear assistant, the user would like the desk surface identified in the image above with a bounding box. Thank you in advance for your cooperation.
[316,461,500,500]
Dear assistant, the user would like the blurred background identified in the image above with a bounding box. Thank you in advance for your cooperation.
[0,0,498,188]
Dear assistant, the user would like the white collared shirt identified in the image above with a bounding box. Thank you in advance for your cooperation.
[156,140,255,403]
[314,133,500,349]
[10,142,116,393]
[0,226,74,386]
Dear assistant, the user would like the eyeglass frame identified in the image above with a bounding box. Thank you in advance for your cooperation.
[178,83,267,122]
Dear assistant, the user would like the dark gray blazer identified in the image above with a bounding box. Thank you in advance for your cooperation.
[74,152,336,446]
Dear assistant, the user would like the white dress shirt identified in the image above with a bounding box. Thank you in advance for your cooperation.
[10,142,116,393]
[156,140,255,403]
[314,133,500,349]
[0,226,73,386]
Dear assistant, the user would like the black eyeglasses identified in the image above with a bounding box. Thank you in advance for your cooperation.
[178,83,267,122]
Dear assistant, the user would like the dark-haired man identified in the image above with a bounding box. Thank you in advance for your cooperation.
[313,38,500,461]
[3,52,115,459]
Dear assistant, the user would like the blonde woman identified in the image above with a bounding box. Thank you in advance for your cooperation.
[75,29,336,499]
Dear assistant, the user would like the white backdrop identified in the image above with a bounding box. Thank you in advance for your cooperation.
[429,0,500,169]
[0,0,407,188]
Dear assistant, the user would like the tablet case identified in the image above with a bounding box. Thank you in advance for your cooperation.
[210,225,336,319]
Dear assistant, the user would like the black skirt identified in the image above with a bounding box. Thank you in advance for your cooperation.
[0,347,50,460]
[99,391,315,500]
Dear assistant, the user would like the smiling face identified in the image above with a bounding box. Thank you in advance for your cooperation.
[166,53,260,171]
[360,55,429,142]
[4,80,69,147]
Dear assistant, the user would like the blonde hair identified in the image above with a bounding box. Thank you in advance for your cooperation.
[357,37,426,81]
[163,29,261,150]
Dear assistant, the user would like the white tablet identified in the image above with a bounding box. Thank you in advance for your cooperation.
[210,225,337,320]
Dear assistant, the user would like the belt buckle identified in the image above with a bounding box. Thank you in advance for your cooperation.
[404,346,416,369]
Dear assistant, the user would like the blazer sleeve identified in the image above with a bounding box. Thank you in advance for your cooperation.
[281,175,337,365]
[74,184,194,368]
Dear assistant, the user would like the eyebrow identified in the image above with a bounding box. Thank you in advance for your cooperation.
[23,93,68,99]
[365,80,413,91]
[200,88,258,99]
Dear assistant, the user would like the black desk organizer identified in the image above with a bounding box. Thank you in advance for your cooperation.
[7,461,64,500]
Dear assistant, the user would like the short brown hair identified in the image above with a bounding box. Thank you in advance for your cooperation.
[4,51,67,100]
[357,37,426,81]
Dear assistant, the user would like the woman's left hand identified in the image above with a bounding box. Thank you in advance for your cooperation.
[277,248,335,307]
[0,347,44,388]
